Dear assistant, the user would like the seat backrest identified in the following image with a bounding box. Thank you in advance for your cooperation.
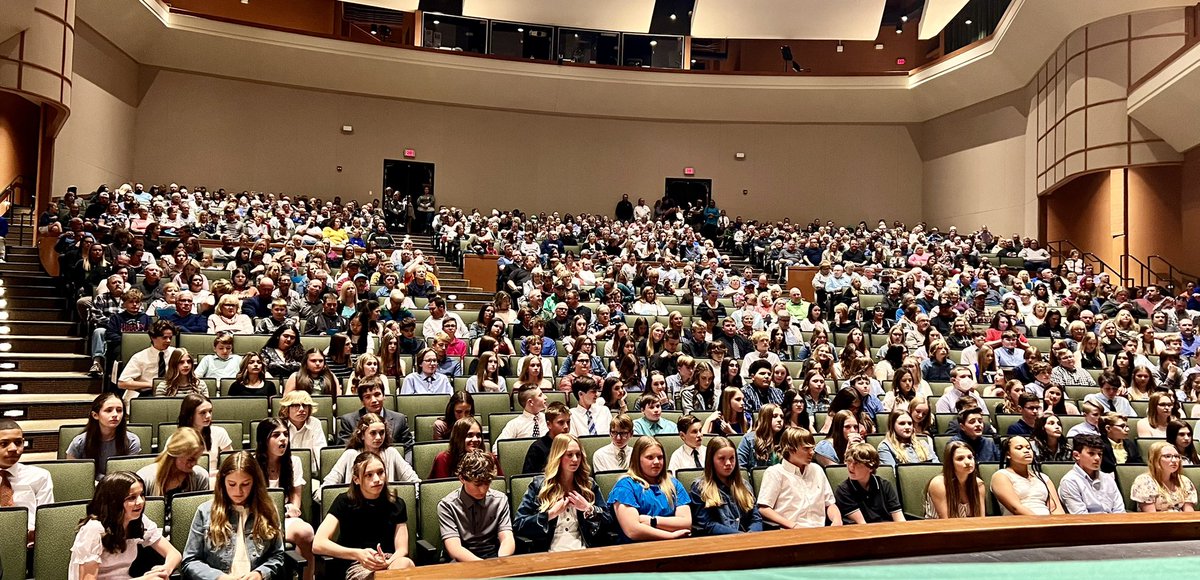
[58,425,86,459]
[106,454,158,476]
[233,334,272,356]
[1038,462,1075,488]
[977,462,1001,516]
[211,397,270,437]
[508,473,538,517]
[487,413,522,447]
[396,394,453,422]
[33,500,88,580]
[593,470,626,500]
[30,460,95,502]
[320,446,348,481]
[122,333,157,365]
[1116,464,1148,513]
[579,435,610,472]
[0,507,28,580]
[413,441,449,480]
[160,421,246,451]
[673,467,704,493]
[895,463,943,517]
[130,397,188,434]
[414,414,440,442]
[473,392,513,421]
[496,438,537,477]
[170,490,214,553]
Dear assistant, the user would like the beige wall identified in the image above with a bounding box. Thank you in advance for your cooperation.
[51,21,138,195]
[914,89,1030,235]
[128,69,924,224]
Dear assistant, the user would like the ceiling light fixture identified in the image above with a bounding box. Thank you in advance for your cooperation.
[670,14,677,20]
[370,24,378,35]
[965,19,973,25]
[650,40,658,47]
[836,40,844,53]
[901,14,908,22]
[895,23,903,34]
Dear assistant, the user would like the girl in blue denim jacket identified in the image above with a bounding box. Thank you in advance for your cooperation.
[182,452,286,579]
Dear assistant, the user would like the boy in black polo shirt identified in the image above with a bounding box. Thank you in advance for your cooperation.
[834,443,904,524]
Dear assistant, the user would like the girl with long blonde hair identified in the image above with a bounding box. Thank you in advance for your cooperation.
[514,433,612,552]
[690,436,761,535]
[136,427,209,501]
[608,436,692,542]
[180,452,284,577]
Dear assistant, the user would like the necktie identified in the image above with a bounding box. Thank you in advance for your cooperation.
[531,418,540,438]
[692,449,702,469]
[586,409,597,435]
[0,470,12,507]
[617,446,627,467]
[1106,398,1116,412]
[157,351,167,378]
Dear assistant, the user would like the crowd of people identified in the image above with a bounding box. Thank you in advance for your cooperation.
[20,180,1200,578]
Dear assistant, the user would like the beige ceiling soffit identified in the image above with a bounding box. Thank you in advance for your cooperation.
[691,0,887,40]
[461,0,656,33]
[0,0,37,46]
[918,0,969,40]
[1127,41,1200,153]
[343,0,419,11]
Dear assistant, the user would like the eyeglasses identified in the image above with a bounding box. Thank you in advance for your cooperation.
[611,431,632,437]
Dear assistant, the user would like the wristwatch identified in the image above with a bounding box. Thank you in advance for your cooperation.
[650,516,658,529]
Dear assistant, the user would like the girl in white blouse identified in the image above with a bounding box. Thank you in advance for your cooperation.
[990,436,1064,516]
[320,413,420,498]
[69,471,181,580]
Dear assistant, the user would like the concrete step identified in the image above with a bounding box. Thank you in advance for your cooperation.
[0,371,101,395]
[0,336,83,353]
[1,284,60,298]
[0,262,43,274]
[2,295,66,310]
[0,393,95,422]
[0,353,93,372]
[0,320,77,335]
[5,246,37,256]
[0,273,56,287]
[0,308,66,322]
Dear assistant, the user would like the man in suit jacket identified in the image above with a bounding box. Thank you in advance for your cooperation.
[336,377,414,462]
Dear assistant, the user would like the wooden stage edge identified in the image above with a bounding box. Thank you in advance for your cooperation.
[389,513,1200,578]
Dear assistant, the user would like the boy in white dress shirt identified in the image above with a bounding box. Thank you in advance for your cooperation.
[0,419,54,544]
[667,415,705,476]
[497,384,548,441]
[592,415,634,473]
[568,376,612,437]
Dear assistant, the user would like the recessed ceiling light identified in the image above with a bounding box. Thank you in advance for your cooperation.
[517,27,524,32]
[901,15,908,22]
[965,19,973,25]
[650,40,658,47]
[670,14,677,20]
[433,20,440,25]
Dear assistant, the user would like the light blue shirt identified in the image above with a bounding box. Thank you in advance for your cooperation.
[1057,464,1125,514]
[400,371,452,395]
[633,417,678,437]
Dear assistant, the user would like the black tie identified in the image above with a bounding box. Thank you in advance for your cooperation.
[157,351,167,378]
[692,448,702,469]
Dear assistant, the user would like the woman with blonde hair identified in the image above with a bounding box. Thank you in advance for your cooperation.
[608,436,692,542]
[346,352,387,395]
[689,436,762,535]
[878,410,936,466]
[207,293,254,334]
[1131,441,1198,512]
[135,427,210,501]
[156,348,206,397]
[514,433,613,552]
[181,452,285,577]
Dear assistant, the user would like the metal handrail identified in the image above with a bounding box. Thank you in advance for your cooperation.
[1148,255,1199,294]
[1046,239,1130,286]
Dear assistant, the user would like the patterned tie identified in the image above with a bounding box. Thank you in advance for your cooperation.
[692,449,702,469]
[0,470,12,507]
[157,351,167,378]
[586,409,597,435]
[617,446,626,467]
[532,419,540,438]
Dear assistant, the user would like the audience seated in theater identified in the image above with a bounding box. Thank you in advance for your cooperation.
[757,427,842,528]
[322,413,420,496]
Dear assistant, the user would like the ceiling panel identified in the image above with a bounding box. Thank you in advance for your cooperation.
[918,0,969,39]
[691,0,887,40]
[460,0,656,33]
[342,0,419,11]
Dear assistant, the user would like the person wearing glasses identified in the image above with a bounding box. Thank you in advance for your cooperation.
[557,352,603,392]
[1099,412,1142,473]
[592,415,634,472]
[399,347,452,395]
[1131,441,1197,512]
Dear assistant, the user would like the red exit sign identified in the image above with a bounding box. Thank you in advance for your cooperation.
[403,149,416,158]
[684,167,695,175]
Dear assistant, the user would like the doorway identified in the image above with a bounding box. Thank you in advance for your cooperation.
[383,160,435,206]
[664,178,712,212]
